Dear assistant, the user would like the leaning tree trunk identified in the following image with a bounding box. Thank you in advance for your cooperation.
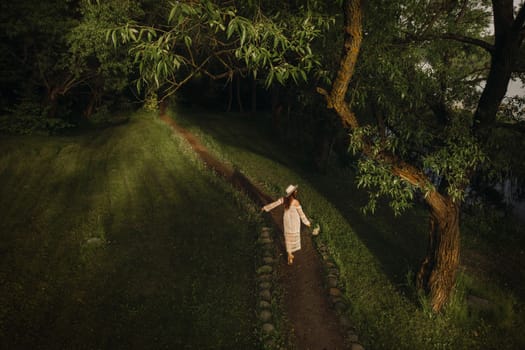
[417,191,460,312]
[318,0,462,311]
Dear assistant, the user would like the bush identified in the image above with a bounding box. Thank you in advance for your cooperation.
[0,114,73,135]
[0,98,73,135]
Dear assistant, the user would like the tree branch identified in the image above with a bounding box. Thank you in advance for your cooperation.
[432,33,494,53]
[318,0,362,130]
[512,3,525,32]
[396,32,494,53]
[318,0,434,192]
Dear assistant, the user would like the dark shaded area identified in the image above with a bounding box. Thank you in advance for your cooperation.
[171,105,429,295]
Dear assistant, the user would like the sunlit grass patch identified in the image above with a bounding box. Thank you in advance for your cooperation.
[0,110,259,349]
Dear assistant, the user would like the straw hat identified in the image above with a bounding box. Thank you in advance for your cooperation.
[285,184,298,197]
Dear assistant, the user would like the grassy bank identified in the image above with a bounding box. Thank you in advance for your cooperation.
[0,110,259,349]
[169,104,525,350]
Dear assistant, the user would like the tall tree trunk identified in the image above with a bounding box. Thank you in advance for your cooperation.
[251,77,257,114]
[227,78,233,112]
[236,75,244,113]
[475,58,512,127]
[417,191,460,312]
[475,1,525,131]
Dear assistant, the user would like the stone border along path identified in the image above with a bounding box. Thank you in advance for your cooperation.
[159,110,365,350]
[256,227,280,347]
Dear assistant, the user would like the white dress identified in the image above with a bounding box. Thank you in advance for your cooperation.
[263,198,311,253]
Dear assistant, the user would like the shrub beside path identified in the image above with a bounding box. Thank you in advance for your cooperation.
[160,110,358,349]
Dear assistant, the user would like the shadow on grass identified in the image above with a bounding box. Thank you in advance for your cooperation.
[171,106,429,297]
[0,114,257,349]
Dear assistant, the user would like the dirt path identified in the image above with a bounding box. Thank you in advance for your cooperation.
[160,112,347,349]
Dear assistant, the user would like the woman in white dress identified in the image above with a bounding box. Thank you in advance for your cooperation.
[262,185,311,265]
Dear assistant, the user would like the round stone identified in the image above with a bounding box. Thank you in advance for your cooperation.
[262,323,275,334]
[259,281,272,290]
[257,265,273,274]
[329,288,342,297]
[86,237,104,247]
[327,276,338,288]
[259,310,272,322]
[260,231,271,239]
[334,301,347,313]
[259,289,271,302]
[258,300,271,309]
[325,261,336,268]
[328,268,339,276]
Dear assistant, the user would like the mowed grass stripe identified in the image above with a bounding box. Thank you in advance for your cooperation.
[0,111,257,349]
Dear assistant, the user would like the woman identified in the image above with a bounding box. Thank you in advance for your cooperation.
[262,184,311,265]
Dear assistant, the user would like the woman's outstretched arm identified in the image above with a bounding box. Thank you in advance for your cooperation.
[262,197,283,212]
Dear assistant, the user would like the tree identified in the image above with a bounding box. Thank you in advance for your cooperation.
[67,0,145,119]
[0,0,80,119]
[109,0,523,313]
[0,0,147,130]
[318,0,525,312]
[108,0,334,106]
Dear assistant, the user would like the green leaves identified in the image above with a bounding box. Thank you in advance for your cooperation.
[227,7,326,87]
[422,113,486,202]
[107,0,333,97]
[337,0,500,214]
[355,157,416,216]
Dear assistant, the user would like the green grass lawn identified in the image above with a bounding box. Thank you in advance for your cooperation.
[169,104,525,350]
[0,110,259,349]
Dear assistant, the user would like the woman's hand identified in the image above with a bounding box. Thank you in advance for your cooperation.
[312,224,320,236]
